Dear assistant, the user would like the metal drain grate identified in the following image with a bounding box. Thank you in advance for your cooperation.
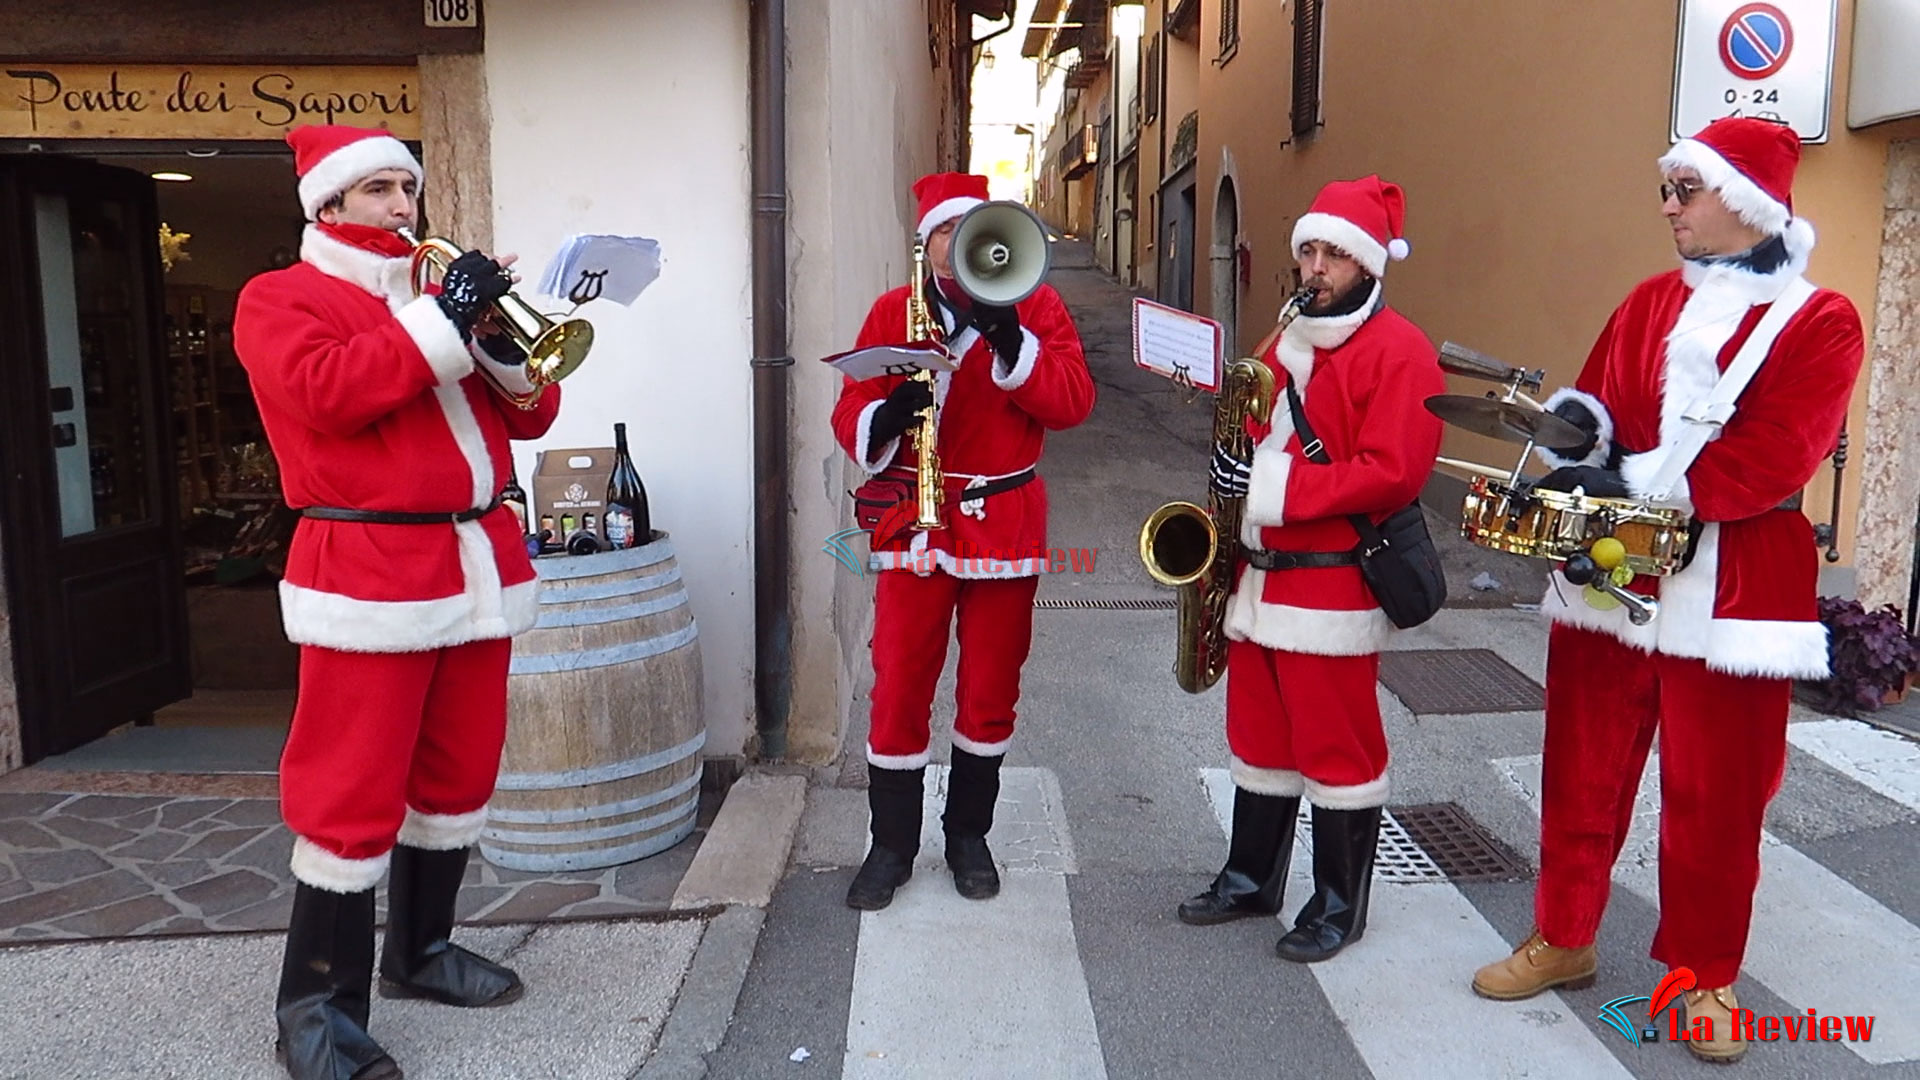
[1033,597,1176,610]
[1378,648,1543,714]
[1387,802,1532,882]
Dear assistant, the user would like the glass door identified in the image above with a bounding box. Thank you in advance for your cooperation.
[0,155,188,761]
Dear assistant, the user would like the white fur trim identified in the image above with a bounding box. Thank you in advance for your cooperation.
[952,731,1012,757]
[1291,212,1388,277]
[1707,618,1829,681]
[867,745,932,770]
[398,805,489,850]
[1659,138,1791,237]
[918,196,985,240]
[992,328,1041,391]
[473,340,537,398]
[278,575,538,653]
[432,384,495,509]
[290,835,389,893]
[1230,756,1306,797]
[396,294,474,387]
[1534,387,1614,470]
[854,399,901,473]
[1620,449,1695,514]
[298,134,423,220]
[1306,772,1390,810]
[1243,441,1293,527]
[1224,566,1393,656]
[300,223,413,301]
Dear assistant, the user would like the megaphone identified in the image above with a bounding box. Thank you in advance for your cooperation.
[951,200,1054,307]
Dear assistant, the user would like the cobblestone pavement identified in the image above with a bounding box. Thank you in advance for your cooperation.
[0,788,712,944]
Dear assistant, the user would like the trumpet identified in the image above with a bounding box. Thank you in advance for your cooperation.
[401,227,594,410]
[1139,285,1316,693]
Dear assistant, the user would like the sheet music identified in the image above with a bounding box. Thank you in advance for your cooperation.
[1132,297,1222,391]
[536,234,663,307]
[819,342,959,380]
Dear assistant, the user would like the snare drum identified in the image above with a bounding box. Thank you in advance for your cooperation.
[1461,475,1693,577]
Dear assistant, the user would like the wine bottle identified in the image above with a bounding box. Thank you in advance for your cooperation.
[605,422,651,550]
[501,457,530,536]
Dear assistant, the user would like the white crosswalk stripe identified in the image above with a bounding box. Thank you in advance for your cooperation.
[842,766,1108,1079]
[1787,718,1920,814]
[1199,768,1635,1080]
[1494,752,1920,1065]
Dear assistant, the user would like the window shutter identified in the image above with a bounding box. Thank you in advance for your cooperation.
[1291,0,1324,138]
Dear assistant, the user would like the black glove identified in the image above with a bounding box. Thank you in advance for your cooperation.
[1536,465,1629,498]
[1546,397,1603,460]
[975,304,1024,367]
[475,326,521,366]
[1210,445,1252,500]
[868,378,934,449]
[435,250,515,342]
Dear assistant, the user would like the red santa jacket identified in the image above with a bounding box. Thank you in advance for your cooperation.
[1531,221,1862,680]
[233,223,561,653]
[830,279,1095,577]
[1225,282,1446,657]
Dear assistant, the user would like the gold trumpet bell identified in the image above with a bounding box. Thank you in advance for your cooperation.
[402,229,594,410]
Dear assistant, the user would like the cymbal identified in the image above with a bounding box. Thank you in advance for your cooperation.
[1424,394,1589,449]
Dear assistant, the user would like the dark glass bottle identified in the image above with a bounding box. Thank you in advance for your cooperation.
[605,422,651,549]
[501,457,530,537]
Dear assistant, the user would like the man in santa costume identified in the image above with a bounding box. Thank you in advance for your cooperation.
[830,172,1095,911]
[233,124,560,1080]
[1469,117,1864,1064]
[1182,176,1444,964]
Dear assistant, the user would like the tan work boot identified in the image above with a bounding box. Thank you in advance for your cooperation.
[1683,985,1747,1063]
[1471,929,1598,1000]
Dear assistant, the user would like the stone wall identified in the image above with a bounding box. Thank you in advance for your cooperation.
[1856,139,1920,614]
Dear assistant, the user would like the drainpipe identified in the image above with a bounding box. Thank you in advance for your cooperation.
[749,0,792,759]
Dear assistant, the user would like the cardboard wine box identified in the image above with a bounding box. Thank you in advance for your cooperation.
[530,446,613,550]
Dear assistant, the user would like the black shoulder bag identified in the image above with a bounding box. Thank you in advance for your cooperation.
[1283,376,1447,629]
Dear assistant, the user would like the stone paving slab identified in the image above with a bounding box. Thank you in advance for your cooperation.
[0,789,715,944]
[0,916,708,1080]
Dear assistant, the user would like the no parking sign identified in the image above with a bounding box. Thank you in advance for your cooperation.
[1672,0,1836,142]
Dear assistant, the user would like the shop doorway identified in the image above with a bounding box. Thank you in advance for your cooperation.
[1,142,320,770]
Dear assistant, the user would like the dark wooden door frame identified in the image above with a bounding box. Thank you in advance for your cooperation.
[0,155,189,763]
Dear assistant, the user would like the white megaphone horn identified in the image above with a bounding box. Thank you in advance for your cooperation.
[951,200,1054,307]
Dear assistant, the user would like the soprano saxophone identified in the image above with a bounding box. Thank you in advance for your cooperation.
[905,240,946,530]
[1138,285,1317,693]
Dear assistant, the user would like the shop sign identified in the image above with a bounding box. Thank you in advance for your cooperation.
[1,64,420,141]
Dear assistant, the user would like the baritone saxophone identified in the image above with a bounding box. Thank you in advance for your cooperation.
[906,239,946,530]
[1137,285,1317,693]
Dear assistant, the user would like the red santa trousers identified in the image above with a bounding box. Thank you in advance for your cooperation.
[867,570,1041,765]
[1535,623,1790,988]
[1224,639,1389,807]
[280,637,512,891]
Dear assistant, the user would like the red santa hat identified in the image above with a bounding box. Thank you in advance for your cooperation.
[1289,175,1410,278]
[913,172,991,242]
[286,124,424,221]
[1657,116,1800,236]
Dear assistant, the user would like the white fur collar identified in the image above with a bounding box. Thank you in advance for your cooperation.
[300,224,414,309]
[1677,217,1815,306]
[1282,278,1381,355]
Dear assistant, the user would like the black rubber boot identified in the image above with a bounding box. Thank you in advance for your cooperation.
[273,884,404,1080]
[1177,789,1299,925]
[378,845,523,1008]
[846,764,925,911]
[941,748,1004,900]
[1275,805,1381,963]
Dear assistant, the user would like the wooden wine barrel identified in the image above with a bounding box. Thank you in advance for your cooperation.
[479,533,705,872]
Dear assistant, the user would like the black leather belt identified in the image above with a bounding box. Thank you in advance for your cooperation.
[1244,548,1360,571]
[883,467,1036,502]
[301,495,502,525]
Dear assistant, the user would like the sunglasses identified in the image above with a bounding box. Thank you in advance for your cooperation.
[1660,179,1706,206]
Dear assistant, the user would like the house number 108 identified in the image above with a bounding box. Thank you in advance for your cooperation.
[425,0,477,28]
